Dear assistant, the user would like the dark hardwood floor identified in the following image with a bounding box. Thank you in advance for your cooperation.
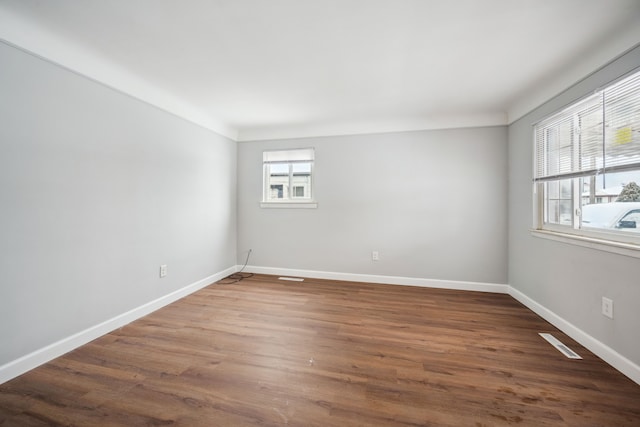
[1,274,639,426]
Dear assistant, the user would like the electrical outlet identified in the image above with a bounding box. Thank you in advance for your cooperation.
[601,297,613,319]
[372,251,379,261]
[160,264,167,278]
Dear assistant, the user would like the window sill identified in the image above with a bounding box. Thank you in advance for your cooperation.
[260,201,318,209]
[530,229,640,259]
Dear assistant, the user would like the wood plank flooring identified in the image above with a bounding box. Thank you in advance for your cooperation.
[1,274,639,426]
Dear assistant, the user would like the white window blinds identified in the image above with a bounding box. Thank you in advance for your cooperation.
[263,148,315,164]
[535,70,640,182]
[604,73,640,172]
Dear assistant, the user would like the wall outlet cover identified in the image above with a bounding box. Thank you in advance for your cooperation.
[602,297,613,319]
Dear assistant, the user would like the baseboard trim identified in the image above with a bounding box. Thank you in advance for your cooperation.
[509,287,640,386]
[3,266,637,387]
[246,265,639,385]
[0,266,236,385]
[243,265,510,294]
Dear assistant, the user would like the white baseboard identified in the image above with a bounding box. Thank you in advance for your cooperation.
[243,265,510,294]
[509,287,640,386]
[4,265,637,387]
[0,266,236,385]
[247,265,639,385]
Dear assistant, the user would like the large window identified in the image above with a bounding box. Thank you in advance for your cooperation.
[534,69,640,246]
[262,148,316,208]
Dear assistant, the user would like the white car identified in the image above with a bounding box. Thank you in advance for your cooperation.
[581,202,640,231]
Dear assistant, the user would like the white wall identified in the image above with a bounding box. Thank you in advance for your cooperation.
[508,45,640,368]
[238,127,508,285]
[0,42,237,368]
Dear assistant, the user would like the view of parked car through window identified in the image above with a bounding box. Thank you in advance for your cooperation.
[582,201,640,232]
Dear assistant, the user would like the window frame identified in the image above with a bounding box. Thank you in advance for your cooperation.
[261,148,317,209]
[532,69,640,255]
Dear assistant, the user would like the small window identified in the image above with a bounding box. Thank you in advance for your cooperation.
[262,148,316,208]
[533,69,640,246]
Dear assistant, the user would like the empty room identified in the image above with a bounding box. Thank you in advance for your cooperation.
[1,1,640,426]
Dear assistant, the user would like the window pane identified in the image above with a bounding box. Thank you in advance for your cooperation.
[547,199,559,224]
[270,184,284,199]
[559,200,573,226]
[262,152,314,203]
[581,171,640,231]
[265,164,289,201]
[270,163,289,174]
[292,162,311,173]
[545,179,573,226]
[560,179,572,198]
[546,181,559,199]
[292,162,311,199]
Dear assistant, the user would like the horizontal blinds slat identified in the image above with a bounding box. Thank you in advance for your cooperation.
[605,161,640,174]
[533,169,601,183]
[532,162,640,182]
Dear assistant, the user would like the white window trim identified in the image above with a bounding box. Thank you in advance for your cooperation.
[261,148,317,208]
[260,201,318,209]
[532,179,640,257]
[530,228,640,259]
[531,68,640,252]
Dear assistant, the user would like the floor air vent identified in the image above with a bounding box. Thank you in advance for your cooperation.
[278,277,304,282]
[539,333,582,359]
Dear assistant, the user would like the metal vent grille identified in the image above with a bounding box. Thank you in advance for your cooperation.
[539,333,582,359]
[278,277,304,282]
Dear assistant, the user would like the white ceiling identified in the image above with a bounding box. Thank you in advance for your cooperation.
[1,0,639,141]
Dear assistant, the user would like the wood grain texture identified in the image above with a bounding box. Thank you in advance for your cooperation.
[1,274,639,426]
